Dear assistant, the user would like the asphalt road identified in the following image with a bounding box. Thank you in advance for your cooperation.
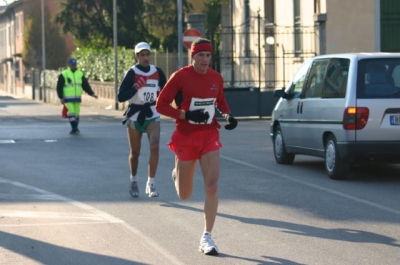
[1,92,400,265]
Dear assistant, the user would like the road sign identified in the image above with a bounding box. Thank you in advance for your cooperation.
[182,28,202,49]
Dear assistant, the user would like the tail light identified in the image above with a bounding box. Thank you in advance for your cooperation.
[343,107,369,130]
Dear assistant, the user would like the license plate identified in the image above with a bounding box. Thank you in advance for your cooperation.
[390,115,400,125]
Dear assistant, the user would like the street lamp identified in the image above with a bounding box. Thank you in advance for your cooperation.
[266,36,275,45]
[266,36,286,88]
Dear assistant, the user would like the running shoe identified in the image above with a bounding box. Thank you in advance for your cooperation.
[171,168,176,183]
[199,233,219,255]
[130,181,139,197]
[145,182,159,197]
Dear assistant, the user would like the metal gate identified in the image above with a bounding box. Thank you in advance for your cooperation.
[381,0,400,52]
[211,15,317,117]
[217,15,317,91]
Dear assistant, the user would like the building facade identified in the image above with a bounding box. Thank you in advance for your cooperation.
[220,0,400,91]
[0,0,74,96]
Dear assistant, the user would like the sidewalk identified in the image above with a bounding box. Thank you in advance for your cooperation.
[0,89,124,120]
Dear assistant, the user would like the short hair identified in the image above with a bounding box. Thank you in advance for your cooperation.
[192,38,211,46]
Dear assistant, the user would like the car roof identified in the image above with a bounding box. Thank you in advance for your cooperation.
[312,52,400,60]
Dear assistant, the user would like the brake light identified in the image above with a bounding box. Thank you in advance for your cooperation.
[343,107,369,130]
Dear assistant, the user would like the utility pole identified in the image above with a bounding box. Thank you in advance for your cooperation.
[177,0,183,69]
[257,11,261,118]
[113,0,118,110]
[41,0,46,102]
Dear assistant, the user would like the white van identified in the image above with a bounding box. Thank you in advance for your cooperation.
[270,53,400,179]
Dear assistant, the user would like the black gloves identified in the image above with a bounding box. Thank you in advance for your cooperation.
[185,109,209,123]
[185,109,237,129]
[224,114,237,130]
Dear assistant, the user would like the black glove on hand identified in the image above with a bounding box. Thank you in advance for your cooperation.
[185,109,210,123]
[224,114,237,130]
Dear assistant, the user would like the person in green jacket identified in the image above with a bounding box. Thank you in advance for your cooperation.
[56,58,98,134]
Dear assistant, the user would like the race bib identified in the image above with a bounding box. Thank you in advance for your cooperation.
[138,81,159,103]
[189,97,216,124]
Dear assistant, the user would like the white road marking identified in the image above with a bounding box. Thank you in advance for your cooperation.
[0,194,63,200]
[0,179,123,225]
[0,140,15,144]
[0,210,111,221]
[0,221,114,228]
[221,155,400,216]
[0,177,185,265]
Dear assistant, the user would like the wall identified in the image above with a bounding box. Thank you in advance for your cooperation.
[17,80,278,117]
[325,0,377,53]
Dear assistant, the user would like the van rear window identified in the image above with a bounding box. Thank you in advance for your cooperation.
[357,59,400,98]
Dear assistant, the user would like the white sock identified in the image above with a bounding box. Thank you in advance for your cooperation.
[147,177,155,185]
[130,175,138,182]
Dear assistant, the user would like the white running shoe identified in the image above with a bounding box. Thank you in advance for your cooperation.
[171,168,176,183]
[145,183,159,197]
[199,233,219,255]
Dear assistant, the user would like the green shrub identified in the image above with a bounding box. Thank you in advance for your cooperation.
[72,47,136,82]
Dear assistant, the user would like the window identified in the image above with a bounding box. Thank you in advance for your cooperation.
[314,0,321,13]
[286,60,311,98]
[357,59,400,98]
[304,59,329,98]
[0,65,3,84]
[244,0,251,58]
[265,0,274,23]
[15,13,21,36]
[293,0,302,57]
[0,28,5,47]
[15,60,20,79]
[322,58,350,98]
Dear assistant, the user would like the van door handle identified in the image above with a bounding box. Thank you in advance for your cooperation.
[297,102,303,114]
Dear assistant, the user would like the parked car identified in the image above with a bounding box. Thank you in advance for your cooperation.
[270,53,400,179]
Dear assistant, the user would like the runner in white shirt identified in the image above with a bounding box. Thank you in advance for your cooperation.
[117,42,167,198]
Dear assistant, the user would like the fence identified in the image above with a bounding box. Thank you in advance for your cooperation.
[19,21,319,117]
[219,14,317,90]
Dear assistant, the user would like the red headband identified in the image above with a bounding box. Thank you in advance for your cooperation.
[191,43,212,57]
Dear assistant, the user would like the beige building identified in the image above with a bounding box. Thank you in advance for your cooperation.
[325,0,379,54]
[220,0,399,90]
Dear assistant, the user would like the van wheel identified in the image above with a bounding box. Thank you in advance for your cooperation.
[274,125,295,164]
[325,135,350,180]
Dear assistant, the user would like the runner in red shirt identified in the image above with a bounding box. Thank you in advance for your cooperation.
[156,38,237,255]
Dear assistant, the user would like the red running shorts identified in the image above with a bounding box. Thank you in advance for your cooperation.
[168,128,222,161]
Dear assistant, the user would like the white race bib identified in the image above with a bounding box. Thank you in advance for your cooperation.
[188,97,216,124]
[138,80,159,103]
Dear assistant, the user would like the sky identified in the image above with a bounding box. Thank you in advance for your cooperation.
[2,0,17,5]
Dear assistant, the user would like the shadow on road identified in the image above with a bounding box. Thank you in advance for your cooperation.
[160,202,400,249]
[214,253,306,265]
[0,231,147,265]
[293,160,400,182]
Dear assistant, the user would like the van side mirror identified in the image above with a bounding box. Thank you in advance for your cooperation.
[273,87,288,99]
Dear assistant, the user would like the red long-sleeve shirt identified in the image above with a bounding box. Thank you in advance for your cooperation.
[156,65,231,134]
